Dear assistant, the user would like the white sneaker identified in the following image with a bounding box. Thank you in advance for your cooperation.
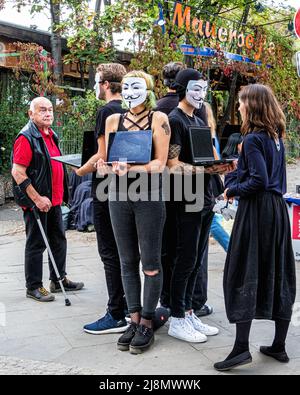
[186,311,219,336]
[168,317,207,343]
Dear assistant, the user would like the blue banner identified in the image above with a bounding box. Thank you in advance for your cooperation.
[180,44,267,66]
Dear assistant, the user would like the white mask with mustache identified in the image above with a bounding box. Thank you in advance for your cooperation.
[186,80,208,109]
[122,77,148,109]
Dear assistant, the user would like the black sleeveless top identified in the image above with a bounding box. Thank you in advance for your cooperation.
[117,111,155,161]
[117,110,153,131]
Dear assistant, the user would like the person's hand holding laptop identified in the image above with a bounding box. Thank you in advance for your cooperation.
[96,129,153,176]
[188,126,236,175]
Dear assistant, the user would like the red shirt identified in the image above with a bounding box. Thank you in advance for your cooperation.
[13,128,64,206]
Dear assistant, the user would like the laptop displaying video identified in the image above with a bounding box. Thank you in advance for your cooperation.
[107,130,152,164]
[52,130,95,168]
[189,127,234,167]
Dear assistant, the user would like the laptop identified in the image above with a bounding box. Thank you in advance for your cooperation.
[51,130,95,168]
[107,130,152,165]
[189,127,235,166]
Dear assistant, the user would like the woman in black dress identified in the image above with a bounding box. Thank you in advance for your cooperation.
[214,84,296,371]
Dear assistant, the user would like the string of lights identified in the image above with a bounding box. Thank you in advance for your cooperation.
[218,0,258,15]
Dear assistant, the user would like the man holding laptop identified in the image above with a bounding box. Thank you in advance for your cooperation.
[167,68,235,343]
[71,63,131,335]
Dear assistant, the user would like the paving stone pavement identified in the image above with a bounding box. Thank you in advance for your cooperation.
[0,355,96,375]
[0,229,299,376]
[0,160,299,375]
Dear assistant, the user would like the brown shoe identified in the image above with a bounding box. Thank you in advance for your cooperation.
[26,287,55,302]
[50,277,84,293]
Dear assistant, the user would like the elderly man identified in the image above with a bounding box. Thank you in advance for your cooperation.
[11,97,84,302]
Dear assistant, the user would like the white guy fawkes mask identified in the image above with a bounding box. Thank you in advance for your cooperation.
[94,72,101,100]
[122,77,148,109]
[186,79,208,109]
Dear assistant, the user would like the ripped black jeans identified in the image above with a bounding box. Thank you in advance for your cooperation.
[109,198,165,320]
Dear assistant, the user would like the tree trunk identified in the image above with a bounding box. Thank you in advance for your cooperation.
[50,0,62,85]
[88,0,102,89]
[79,61,86,91]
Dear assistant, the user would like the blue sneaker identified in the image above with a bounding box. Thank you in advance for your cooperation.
[83,312,129,335]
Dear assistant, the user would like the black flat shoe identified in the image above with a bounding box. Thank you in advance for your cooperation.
[260,346,289,363]
[117,322,138,351]
[214,351,252,371]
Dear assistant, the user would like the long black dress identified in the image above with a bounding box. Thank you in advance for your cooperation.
[224,131,296,323]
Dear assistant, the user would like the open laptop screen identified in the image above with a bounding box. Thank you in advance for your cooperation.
[189,127,214,160]
[107,130,152,164]
[51,130,95,168]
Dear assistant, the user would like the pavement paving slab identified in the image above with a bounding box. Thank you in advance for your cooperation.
[0,160,299,375]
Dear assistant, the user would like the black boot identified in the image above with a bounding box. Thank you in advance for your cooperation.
[129,324,154,355]
[117,322,138,351]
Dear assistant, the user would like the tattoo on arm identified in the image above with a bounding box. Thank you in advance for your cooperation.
[162,121,171,136]
[172,162,203,175]
[168,144,181,159]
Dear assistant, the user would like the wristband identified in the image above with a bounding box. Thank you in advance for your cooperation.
[19,178,32,192]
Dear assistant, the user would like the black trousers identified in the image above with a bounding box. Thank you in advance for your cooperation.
[170,206,214,318]
[160,201,177,308]
[93,198,126,320]
[192,243,209,311]
[24,205,67,291]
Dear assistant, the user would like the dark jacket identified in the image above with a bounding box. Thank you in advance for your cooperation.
[12,120,69,208]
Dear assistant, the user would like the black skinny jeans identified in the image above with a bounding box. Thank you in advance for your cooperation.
[109,197,166,320]
[170,206,214,318]
[24,205,66,290]
[93,198,126,320]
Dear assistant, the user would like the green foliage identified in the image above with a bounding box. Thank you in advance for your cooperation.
[0,72,31,174]
[59,1,116,67]
[130,26,184,98]
[57,90,104,154]
[2,0,299,160]
[0,101,28,174]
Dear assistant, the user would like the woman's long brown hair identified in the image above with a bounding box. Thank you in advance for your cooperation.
[239,84,286,139]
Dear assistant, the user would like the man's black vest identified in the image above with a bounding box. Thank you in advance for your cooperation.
[12,120,69,207]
